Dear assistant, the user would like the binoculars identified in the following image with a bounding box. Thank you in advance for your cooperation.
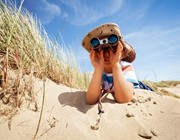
[90,34,120,52]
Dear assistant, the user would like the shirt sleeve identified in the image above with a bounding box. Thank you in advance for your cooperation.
[121,61,139,88]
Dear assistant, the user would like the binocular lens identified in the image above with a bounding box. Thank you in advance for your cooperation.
[108,34,118,44]
[90,38,100,48]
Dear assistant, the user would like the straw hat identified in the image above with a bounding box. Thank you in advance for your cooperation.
[82,23,136,63]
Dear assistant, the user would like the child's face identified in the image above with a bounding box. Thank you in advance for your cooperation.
[103,49,111,65]
[102,48,114,72]
[102,46,124,70]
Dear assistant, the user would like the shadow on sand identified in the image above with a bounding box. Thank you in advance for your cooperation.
[58,91,93,114]
[58,91,116,114]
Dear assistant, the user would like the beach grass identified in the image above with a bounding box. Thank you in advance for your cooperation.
[142,80,180,99]
[153,81,180,87]
[0,0,90,118]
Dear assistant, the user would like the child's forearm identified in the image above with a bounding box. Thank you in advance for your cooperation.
[86,69,102,104]
[112,64,133,103]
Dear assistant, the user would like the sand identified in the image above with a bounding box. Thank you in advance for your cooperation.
[0,79,180,140]
[162,84,180,97]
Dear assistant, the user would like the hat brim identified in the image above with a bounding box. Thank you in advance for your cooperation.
[122,42,136,63]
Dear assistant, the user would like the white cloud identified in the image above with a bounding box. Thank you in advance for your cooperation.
[115,0,152,23]
[125,25,180,54]
[24,0,61,24]
[58,0,123,25]
[41,0,61,24]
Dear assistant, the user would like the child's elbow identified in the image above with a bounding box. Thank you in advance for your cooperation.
[115,92,133,103]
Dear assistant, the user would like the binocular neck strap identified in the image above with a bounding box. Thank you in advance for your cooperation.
[91,84,114,130]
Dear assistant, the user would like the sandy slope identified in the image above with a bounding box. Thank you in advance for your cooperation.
[162,84,180,97]
[0,79,180,140]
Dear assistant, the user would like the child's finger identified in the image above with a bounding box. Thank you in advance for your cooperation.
[90,50,93,58]
[117,41,123,53]
[119,40,125,51]
[94,51,99,59]
[90,50,96,61]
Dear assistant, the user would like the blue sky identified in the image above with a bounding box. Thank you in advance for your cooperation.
[17,0,180,81]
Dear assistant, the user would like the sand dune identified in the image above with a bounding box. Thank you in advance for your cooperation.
[162,84,180,97]
[0,79,180,140]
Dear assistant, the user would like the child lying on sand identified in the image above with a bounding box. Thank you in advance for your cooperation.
[82,23,139,104]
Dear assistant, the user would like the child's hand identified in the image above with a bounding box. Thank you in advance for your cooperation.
[110,41,123,67]
[90,50,104,72]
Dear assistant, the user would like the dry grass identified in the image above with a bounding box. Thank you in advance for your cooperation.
[153,81,180,87]
[142,80,180,99]
[0,0,90,120]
